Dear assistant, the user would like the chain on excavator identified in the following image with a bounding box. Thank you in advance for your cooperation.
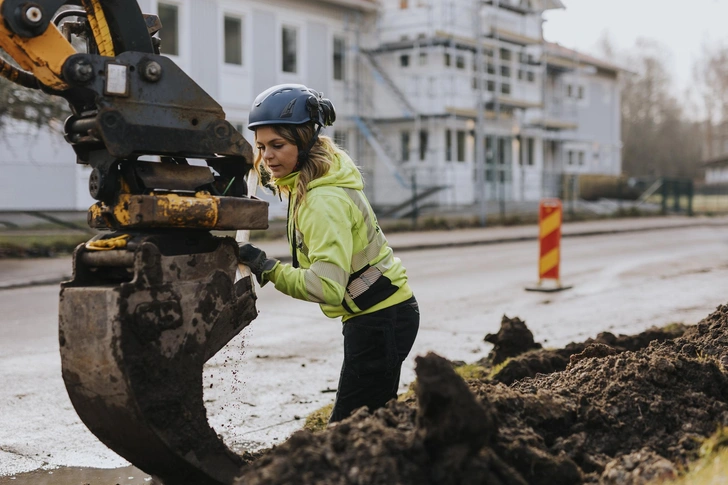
[0,1,267,483]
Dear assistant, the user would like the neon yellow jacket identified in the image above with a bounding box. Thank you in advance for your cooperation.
[261,152,412,321]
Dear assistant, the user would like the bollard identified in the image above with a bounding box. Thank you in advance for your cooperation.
[525,198,572,292]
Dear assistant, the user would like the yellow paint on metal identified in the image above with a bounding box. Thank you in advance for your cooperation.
[82,0,115,56]
[85,234,130,251]
[539,247,559,276]
[539,209,561,239]
[112,194,132,226]
[103,193,219,229]
[0,6,74,89]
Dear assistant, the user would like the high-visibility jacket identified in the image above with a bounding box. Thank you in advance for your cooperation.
[261,152,412,321]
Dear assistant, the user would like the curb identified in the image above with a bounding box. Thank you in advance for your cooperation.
[1,220,725,291]
[0,275,71,291]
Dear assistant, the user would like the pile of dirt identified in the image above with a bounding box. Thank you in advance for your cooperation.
[235,305,728,485]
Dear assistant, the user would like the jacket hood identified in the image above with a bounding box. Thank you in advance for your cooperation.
[274,151,363,192]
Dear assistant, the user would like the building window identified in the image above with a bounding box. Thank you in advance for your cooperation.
[419,130,428,161]
[456,55,465,69]
[521,137,534,165]
[444,52,451,67]
[282,26,298,73]
[501,83,511,95]
[527,71,535,82]
[158,3,179,56]
[333,130,348,151]
[518,69,524,80]
[567,150,574,165]
[445,129,452,162]
[333,36,346,81]
[578,151,585,165]
[456,130,466,162]
[487,80,495,92]
[400,54,410,67]
[401,131,410,162]
[419,52,427,65]
[500,48,511,61]
[567,84,585,99]
[224,16,243,65]
[498,137,507,164]
[487,62,495,74]
[526,138,534,165]
[500,65,510,78]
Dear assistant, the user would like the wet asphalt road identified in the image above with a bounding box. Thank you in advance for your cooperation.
[1,224,728,482]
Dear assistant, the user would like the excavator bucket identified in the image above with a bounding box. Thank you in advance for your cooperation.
[59,233,255,484]
[1,1,268,482]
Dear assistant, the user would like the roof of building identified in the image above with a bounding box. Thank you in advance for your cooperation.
[545,42,629,74]
[703,155,728,168]
[318,0,378,12]
[483,0,565,14]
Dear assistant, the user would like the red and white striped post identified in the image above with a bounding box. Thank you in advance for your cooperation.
[526,199,572,292]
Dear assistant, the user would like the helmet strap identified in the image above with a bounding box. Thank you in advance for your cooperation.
[294,125,323,172]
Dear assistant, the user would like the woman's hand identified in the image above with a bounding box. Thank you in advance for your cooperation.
[238,243,278,284]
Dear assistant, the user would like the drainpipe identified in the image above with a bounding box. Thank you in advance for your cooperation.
[475,0,487,226]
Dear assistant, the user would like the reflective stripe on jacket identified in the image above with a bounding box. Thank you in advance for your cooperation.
[262,152,412,321]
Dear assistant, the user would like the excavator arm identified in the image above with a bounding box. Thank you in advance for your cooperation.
[1,2,266,483]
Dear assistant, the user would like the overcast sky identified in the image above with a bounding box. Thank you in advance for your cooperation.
[542,0,728,95]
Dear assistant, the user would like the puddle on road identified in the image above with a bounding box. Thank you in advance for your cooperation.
[0,465,152,485]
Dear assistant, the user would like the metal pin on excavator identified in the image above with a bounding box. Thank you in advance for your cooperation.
[0,1,267,483]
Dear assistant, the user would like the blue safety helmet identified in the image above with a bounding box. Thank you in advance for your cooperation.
[247,84,336,130]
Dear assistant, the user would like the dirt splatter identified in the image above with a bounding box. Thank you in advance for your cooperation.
[233,304,728,485]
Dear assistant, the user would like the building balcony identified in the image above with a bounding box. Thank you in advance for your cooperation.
[485,25,542,46]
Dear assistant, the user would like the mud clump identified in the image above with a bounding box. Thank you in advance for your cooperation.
[235,305,728,485]
[484,315,542,365]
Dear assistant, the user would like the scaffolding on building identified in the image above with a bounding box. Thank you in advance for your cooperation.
[346,0,573,219]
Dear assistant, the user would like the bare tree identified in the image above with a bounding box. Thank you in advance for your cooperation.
[0,49,70,133]
[616,39,701,178]
[694,41,728,161]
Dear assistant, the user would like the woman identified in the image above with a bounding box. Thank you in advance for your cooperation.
[238,84,419,423]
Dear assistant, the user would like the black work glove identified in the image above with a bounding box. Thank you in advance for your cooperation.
[238,243,278,284]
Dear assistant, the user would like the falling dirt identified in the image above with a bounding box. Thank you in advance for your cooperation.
[232,305,728,485]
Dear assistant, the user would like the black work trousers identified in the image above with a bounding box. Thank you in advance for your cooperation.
[329,295,420,423]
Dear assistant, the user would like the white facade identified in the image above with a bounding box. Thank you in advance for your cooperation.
[0,0,623,213]
[359,0,624,209]
[705,163,728,185]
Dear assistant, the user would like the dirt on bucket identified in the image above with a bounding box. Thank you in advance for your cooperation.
[233,304,728,485]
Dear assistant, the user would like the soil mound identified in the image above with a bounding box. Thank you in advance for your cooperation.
[485,322,688,385]
[235,305,728,485]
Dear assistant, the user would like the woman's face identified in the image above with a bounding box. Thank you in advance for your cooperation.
[255,126,299,178]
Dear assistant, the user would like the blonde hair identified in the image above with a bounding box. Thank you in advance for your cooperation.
[253,123,349,218]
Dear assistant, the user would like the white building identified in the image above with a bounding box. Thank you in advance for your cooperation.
[0,0,624,215]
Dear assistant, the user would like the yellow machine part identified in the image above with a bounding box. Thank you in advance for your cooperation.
[0,0,116,89]
[0,7,75,89]
[81,0,115,57]
[89,192,220,229]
